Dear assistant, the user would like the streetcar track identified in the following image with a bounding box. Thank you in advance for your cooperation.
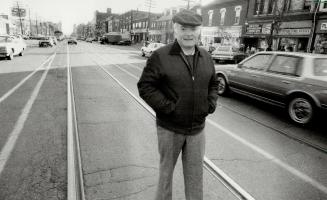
[88,48,327,195]
[66,44,86,200]
[114,57,327,155]
[86,51,256,200]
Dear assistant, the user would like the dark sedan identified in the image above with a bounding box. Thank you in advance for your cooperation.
[67,38,77,45]
[215,51,327,125]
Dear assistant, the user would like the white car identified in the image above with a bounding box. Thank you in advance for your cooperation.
[0,35,26,60]
[141,42,165,57]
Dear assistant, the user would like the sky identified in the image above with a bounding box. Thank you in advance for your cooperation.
[0,0,214,34]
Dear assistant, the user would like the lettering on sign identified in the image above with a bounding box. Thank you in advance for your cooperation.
[278,28,311,35]
[321,23,327,31]
[246,24,262,34]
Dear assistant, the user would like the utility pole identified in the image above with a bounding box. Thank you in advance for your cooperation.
[35,14,38,35]
[145,0,155,41]
[28,8,32,36]
[14,1,24,35]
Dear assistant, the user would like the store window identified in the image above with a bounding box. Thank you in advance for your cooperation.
[220,8,226,25]
[208,10,213,26]
[234,6,242,25]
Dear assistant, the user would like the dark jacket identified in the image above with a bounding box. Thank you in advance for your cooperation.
[137,40,219,135]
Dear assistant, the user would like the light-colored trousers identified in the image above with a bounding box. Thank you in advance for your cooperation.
[155,125,205,200]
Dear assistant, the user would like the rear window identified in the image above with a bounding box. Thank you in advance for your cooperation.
[314,59,327,76]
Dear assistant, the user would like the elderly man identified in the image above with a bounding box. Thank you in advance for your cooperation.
[137,9,219,200]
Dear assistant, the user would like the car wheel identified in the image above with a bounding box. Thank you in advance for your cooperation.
[19,49,24,56]
[141,51,145,57]
[288,97,314,125]
[217,74,229,95]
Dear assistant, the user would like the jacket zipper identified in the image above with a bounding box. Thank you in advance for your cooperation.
[180,52,196,133]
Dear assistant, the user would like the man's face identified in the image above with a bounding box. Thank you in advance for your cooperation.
[174,23,201,49]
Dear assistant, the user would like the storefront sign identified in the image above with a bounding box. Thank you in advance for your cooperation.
[246,24,262,34]
[278,28,311,36]
[246,23,271,35]
[201,26,241,38]
[321,23,327,31]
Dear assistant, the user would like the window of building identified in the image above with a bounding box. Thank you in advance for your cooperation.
[234,6,242,25]
[267,0,276,14]
[197,8,201,15]
[303,0,312,11]
[172,9,177,15]
[208,10,213,26]
[254,0,264,15]
[220,8,226,25]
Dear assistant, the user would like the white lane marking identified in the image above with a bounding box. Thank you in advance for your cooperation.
[0,53,55,175]
[207,119,327,194]
[94,51,327,195]
[0,55,54,104]
[90,54,255,200]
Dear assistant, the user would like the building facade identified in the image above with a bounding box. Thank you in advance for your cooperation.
[245,0,317,52]
[201,0,248,48]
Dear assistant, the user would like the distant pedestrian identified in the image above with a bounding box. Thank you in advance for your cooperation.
[137,9,219,200]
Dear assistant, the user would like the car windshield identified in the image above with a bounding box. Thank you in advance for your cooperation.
[314,58,327,76]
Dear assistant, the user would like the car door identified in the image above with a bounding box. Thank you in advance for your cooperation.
[229,53,274,95]
[254,54,303,106]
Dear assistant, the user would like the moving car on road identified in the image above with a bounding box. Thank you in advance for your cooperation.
[211,45,247,64]
[215,51,327,125]
[141,42,165,57]
[67,38,78,45]
[0,35,26,60]
[39,36,54,47]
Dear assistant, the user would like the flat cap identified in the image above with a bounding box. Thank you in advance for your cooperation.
[172,9,202,26]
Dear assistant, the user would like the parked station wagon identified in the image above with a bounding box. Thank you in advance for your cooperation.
[215,51,327,125]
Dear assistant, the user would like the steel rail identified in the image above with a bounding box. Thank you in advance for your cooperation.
[88,53,255,200]
[67,44,86,200]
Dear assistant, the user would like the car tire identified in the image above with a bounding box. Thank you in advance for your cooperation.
[288,96,314,125]
[217,74,229,96]
[19,49,24,56]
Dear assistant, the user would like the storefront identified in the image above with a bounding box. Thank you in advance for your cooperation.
[243,23,272,51]
[313,19,327,54]
[274,21,312,52]
[201,26,242,48]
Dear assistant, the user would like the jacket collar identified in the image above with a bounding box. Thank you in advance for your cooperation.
[169,39,202,57]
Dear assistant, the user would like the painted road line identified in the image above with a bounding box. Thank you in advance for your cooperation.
[207,118,327,195]
[0,53,55,176]
[66,44,85,200]
[97,51,327,195]
[0,54,54,104]
[90,54,255,200]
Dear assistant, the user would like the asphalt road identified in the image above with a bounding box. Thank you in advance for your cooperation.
[0,41,326,200]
